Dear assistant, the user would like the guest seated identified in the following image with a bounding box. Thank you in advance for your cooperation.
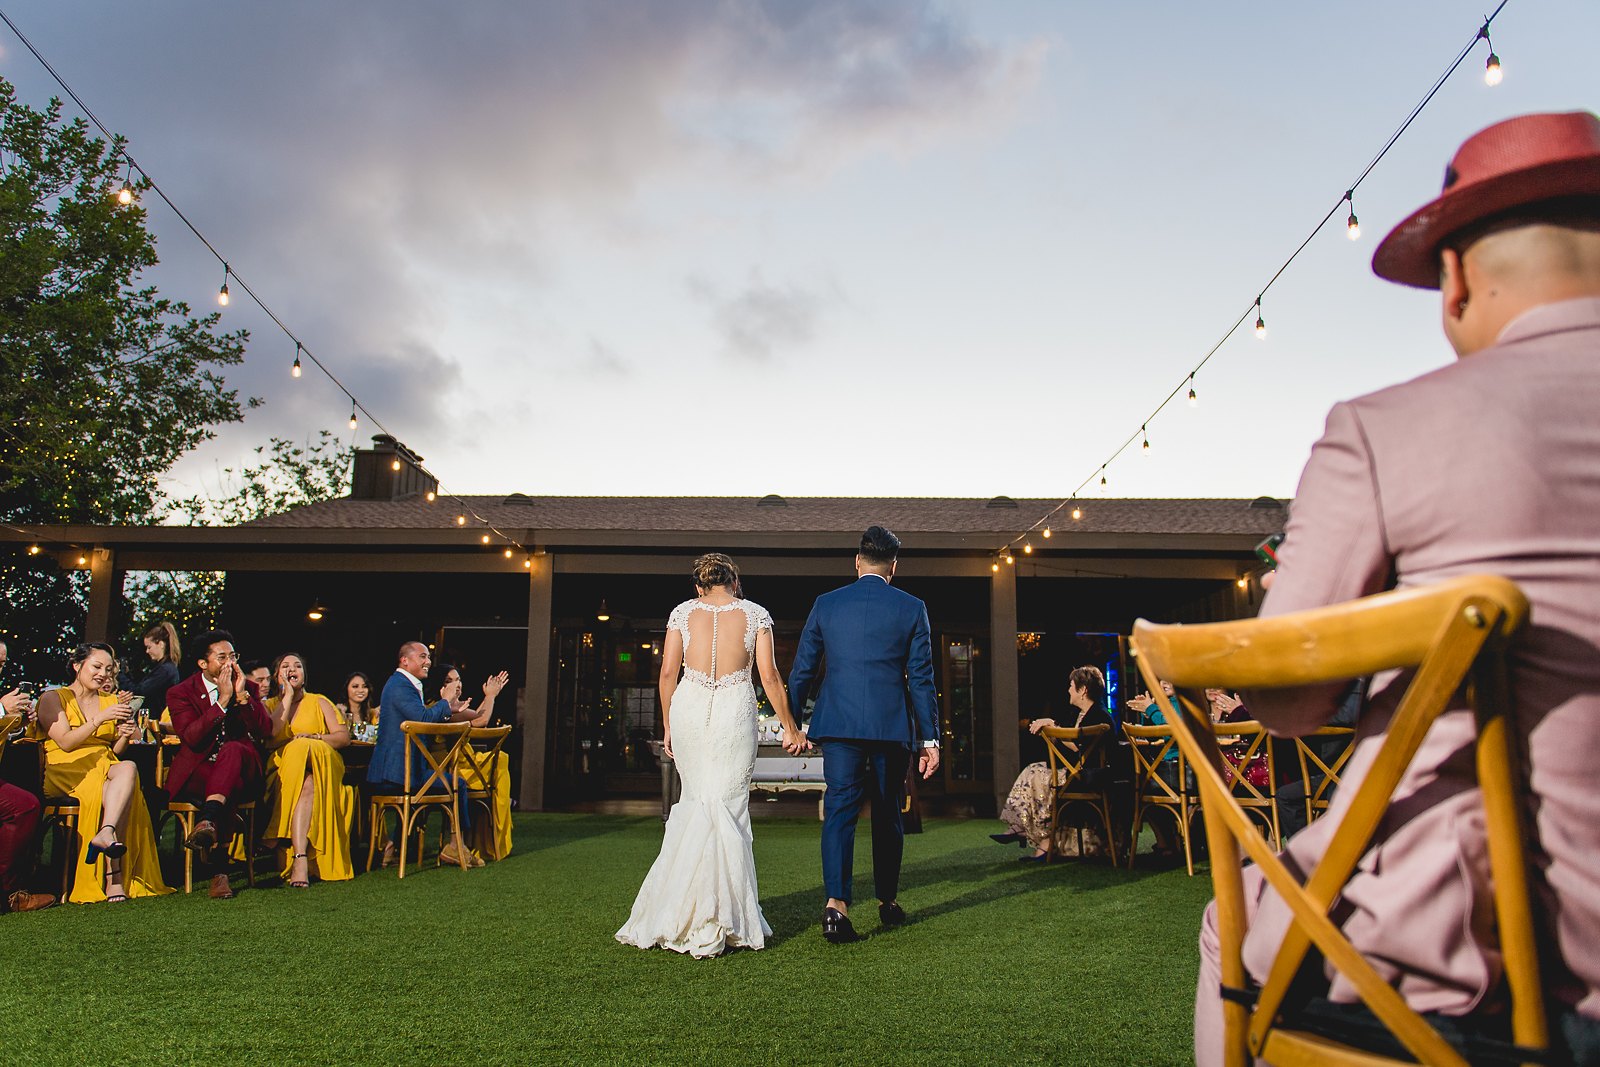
[1127,680,1184,858]
[0,685,52,914]
[337,672,377,731]
[443,665,511,863]
[164,630,273,900]
[1207,689,1268,790]
[993,665,1112,862]
[242,660,271,695]
[35,643,170,903]
[129,621,181,720]
[370,641,477,869]
[263,653,354,888]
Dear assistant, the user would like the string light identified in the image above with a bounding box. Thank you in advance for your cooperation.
[1345,190,1360,239]
[1141,425,1150,454]
[456,515,466,526]
[307,602,326,622]
[503,548,513,559]
[390,459,401,471]
[1098,470,1108,494]
[1004,549,1015,566]
[217,264,230,307]
[292,342,302,378]
[1071,506,1082,521]
[116,158,133,205]
[1041,527,1052,539]
[1188,375,1198,406]
[1022,541,1033,555]
[76,554,87,566]
[480,534,491,545]
[1480,23,1502,86]
[1254,297,1267,339]
[524,557,532,569]
[991,559,1000,573]
[1236,576,1249,590]
[27,544,39,555]
[348,403,358,431]
[425,491,436,502]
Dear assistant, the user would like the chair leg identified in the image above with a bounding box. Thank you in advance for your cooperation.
[241,806,256,888]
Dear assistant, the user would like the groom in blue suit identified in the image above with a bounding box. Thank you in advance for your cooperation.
[789,526,941,943]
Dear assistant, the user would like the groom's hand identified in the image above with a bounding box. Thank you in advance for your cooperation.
[919,746,941,779]
[782,727,810,755]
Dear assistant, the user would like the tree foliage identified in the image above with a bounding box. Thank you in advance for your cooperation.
[0,76,254,682]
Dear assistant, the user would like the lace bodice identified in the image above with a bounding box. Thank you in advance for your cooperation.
[668,598,773,690]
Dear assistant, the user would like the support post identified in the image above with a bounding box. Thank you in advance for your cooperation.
[519,553,554,812]
[85,546,116,643]
[990,561,1020,814]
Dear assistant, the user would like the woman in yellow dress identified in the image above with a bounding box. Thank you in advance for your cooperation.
[35,643,171,903]
[440,664,512,863]
[263,653,354,886]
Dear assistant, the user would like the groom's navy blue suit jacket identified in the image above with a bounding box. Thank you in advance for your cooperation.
[788,575,940,746]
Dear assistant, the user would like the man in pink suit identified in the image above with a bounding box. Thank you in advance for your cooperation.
[1194,111,1600,1064]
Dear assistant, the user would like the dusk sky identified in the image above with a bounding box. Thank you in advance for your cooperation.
[3,2,1595,512]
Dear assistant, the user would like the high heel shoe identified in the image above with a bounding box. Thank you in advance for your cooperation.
[104,859,129,903]
[288,852,310,889]
[84,824,127,865]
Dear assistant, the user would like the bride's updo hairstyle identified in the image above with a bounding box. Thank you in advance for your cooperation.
[692,553,741,594]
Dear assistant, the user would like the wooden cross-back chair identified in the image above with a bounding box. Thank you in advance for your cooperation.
[1293,726,1356,828]
[1037,723,1118,866]
[1132,575,1548,1067]
[1123,722,1197,875]
[1212,720,1282,853]
[367,721,472,878]
[457,725,513,860]
[154,737,257,893]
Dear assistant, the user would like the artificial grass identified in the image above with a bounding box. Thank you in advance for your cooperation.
[0,815,1212,1065]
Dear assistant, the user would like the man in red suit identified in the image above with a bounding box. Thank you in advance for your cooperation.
[164,629,272,899]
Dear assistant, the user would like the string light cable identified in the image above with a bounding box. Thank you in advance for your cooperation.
[991,0,1510,556]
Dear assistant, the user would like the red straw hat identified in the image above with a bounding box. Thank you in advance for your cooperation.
[1372,110,1600,289]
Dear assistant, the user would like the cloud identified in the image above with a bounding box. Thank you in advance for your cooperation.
[690,271,835,362]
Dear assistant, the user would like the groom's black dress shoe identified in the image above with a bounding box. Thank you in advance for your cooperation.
[822,907,859,944]
[878,901,906,928]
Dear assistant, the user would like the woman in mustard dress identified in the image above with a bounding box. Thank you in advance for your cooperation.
[440,665,512,863]
[263,653,354,886]
[35,643,171,903]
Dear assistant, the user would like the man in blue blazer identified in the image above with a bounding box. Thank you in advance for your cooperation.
[789,526,941,943]
[370,640,474,867]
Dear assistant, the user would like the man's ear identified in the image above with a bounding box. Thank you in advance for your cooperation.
[1441,247,1469,322]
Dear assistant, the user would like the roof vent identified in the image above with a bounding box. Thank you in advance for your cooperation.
[1249,496,1284,509]
[986,495,1019,509]
[502,493,535,507]
[757,494,787,507]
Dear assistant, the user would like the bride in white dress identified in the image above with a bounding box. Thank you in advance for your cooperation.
[615,553,807,957]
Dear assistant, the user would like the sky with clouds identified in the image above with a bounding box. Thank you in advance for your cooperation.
[1,1,1595,510]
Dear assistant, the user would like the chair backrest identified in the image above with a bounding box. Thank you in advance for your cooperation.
[401,721,472,799]
[1038,723,1111,795]
[1294,726,1356,824]
[462,725,513,792]
[1123,722,1186,802]
[1131,575,1544,1067]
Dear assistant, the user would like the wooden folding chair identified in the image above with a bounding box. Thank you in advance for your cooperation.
[457,725,513,862]
[1037,723,1119,866]
[367,722,472,879]
[1293,726,1356,828]
[153,738,257,894]
[1124,723,1197,875]
[1213,720,1281,852]
[1132,575,1548,1067]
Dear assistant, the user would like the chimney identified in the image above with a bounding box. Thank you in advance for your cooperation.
[351,435,438,501]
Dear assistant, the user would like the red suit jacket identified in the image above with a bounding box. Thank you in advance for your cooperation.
[163,671,272,799]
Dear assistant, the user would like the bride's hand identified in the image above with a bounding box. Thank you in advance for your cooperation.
[782,726,809,755]
[662,732,673,760]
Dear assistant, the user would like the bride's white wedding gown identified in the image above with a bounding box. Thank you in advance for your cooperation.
[614,598,774,957]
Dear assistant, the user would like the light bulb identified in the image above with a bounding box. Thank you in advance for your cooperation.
[1023,542,1033,555]
[1141,428,1150,454]
[291,355,302,378]
[1484,52,1502,86]
[28,544,40,555]
[1071,507,1082,520]
[991,560,1000,573]
[1347,212,1360,240]
[523,558,532,569]
[481,534,491,544]
[426,491,436,502]
[348,409,358,430]
[117,182,132,205]
[456,515,466,526]
[77,554,88,566]
[1188,384,1198,406]
[1098,474,1108,494]
[1236,576,1248,590]
[1004,552,1014,565]
[1255,314,1267,339]
[504,548,513,559]
[1041,527,1052,539]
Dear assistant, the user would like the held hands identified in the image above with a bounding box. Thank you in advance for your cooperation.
[483,671,509,699]
[781,726,811,755]
[919,746,941,780]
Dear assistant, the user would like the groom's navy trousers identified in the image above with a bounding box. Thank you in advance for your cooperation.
[820,740,911,904]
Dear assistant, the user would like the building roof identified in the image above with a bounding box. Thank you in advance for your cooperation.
[241,494,1288,537]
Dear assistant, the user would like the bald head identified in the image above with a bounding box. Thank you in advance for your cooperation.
[1441,208,1600,356]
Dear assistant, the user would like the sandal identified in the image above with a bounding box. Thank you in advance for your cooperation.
[288,852,310,889]
[104,859,129,903]
[85,824,127,865]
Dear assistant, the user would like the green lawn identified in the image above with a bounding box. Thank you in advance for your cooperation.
[0,815,1210,1065]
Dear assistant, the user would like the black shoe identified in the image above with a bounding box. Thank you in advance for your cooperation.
[878,901,906,928]
[1018,851,1050,864]
[989,832,1024,845]
[822,907,859,944]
